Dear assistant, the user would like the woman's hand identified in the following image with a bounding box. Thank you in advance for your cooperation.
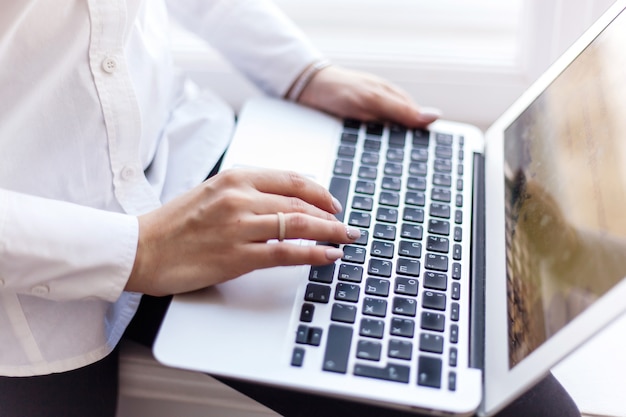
[297,65,441,128]
[126,169,360,296]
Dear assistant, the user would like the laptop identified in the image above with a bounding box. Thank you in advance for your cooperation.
[154,2,626,415]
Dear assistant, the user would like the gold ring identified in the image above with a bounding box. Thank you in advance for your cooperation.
[277,212,286,241]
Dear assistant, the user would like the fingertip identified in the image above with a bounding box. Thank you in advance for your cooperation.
[416,107,442,125]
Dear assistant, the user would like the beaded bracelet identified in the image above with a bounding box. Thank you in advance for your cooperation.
[287,59,331,102]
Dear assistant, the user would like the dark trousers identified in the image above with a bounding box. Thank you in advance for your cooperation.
[0,294,580,417]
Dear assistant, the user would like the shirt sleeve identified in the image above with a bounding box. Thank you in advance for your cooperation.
[165,0,325,97]
[0,189,138,303]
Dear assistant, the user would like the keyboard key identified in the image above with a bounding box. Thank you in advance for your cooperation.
[335,283,360,303]
[426,236,449,253]
[348,212,371,228]
[398,240,422,258]
[365,278,390,297]
[407,176,426,190]
[410,148,428,162]
[358,166,377,180]
[304,283,331,303]
[396,258,420,277]
[309,263,335,284]
[376,207,398,223]
[417,356,442,388]
[456,194,463,207]
[352,196,373,211]
[452,262,461,279]
[388,339,412,360]
[323,324,353,373]
[403,207,424,223]
[373,224,396,240]
[435,145,453,159]
[453,226,462,242]
[421,312,445,332]
[390,317,415,338]
[449,347,458,367]
[299,303,315,322]
[451,302,460,321]
[409,162,427,176]
[360,318,385,339]
[382,176,401,191]
[432,188,451,203]
[338,145,356,158]
[371,240,394,258]
[368,259,393,277]
[356,340,382,361]
[392,297,417,317]
[331,303,357,323]
[291,347,305,367]
[413,129,430,146]
[400,223,423,240]
[338,264,363,283]
[386,148,405,162]
[425,253,448,272]
[394,277,418,296]
[405,191,425,206]
[422,291,447,311]
[384,162,403,177]
[379,191,400,206]
[449,372,457,391]
[341,131,358,143]
[450,324,459,343]
[434,159,452,173]
[361,152,379,166]
[364,138,381,151]
[355,180,375,195]
[451,282,461,300]
[435,132,453,146]
[428,219,450,236]
[454,209,463,224]
[362,297,387,317]
[453,244,462,261]
[295,325,323,346]
[334,159,353,176]
[433,173,452,187]
[354,363,410,383]
[366,122,384,136]
[430,203,450,219]
[342,245,366,264]
[419,333,444,353]
[423,272,447,291]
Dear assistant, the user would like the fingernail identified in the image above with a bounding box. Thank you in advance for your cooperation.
[346,226,361,240]
[325,248,344,260]
[417,107,442,123]
[331,197,343,213]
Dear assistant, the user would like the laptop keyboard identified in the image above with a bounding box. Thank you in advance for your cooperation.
[291,119,467,392]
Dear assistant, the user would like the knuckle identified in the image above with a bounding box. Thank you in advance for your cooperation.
[288,197,307,213]
[285,171,307,189]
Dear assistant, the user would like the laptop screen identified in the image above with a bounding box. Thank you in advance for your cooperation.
[502,9,626,369]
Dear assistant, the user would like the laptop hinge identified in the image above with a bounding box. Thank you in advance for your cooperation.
[469,152,486,371]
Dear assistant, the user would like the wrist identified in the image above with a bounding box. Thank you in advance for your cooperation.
[286,59,331,102]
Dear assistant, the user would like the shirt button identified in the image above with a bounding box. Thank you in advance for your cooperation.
[101,56,118,74]
[31,285,50,296]
[121,166,136,181]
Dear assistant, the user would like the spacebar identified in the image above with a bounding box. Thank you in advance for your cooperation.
[329,176,350,222]
[322,324,353,374]
[354,363,410,383]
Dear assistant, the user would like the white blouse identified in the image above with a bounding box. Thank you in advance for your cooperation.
[0,0,322,376]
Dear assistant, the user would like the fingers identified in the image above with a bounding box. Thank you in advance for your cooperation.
[222,169,342,216]
[245,211,361,243]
